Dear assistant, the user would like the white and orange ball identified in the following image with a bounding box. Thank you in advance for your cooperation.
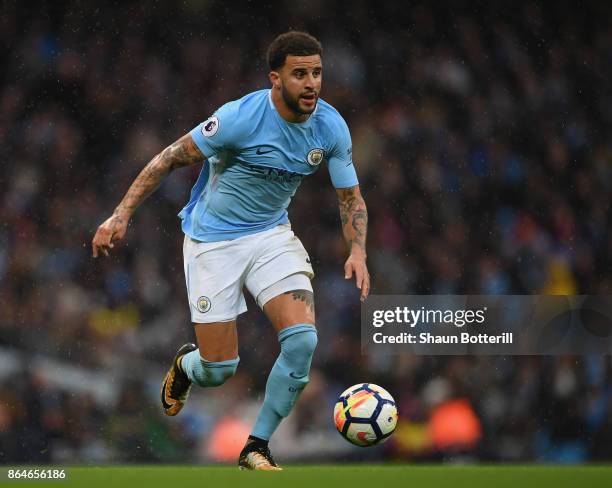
[333,383,398,446]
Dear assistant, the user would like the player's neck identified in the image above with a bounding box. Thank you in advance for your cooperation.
[271,88,310,124]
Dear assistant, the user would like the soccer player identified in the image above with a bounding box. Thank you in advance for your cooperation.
[92,31,369,470]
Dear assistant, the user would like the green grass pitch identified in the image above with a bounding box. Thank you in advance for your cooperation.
[7,465,612,488]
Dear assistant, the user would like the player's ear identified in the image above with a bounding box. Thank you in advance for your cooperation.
[269,71,281,89]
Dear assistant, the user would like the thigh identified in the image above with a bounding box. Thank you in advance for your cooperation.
[194,321,238,361]
[263,290,316,333]
[184,236,248,323]
[244,226,314,304]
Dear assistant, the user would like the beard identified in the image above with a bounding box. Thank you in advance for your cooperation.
[281,85,317,116]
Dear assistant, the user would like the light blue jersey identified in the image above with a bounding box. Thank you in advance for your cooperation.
[179,89,358,242]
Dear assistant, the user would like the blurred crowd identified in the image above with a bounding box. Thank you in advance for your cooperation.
[2,0,612,464]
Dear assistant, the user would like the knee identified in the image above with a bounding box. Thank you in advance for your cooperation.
[280,325,318,373]
[191,357,239,387]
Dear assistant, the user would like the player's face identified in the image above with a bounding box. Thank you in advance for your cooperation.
[275,55,322,116]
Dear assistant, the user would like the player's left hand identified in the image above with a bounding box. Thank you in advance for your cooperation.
[344,253,370,302]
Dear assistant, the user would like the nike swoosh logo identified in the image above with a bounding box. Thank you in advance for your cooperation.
[160,379,174,409]
[256,147,274,155]
[289,372,308,379]
[306,258,311,264]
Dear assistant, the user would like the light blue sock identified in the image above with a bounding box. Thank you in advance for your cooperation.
[251,324,318,440]
[181,349,239,387]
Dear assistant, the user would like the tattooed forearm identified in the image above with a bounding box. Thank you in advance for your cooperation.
[337,186,368,255]
[285,289,315,315]
[114,134,204,217]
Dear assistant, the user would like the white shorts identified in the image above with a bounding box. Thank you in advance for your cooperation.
[183,224,314,323]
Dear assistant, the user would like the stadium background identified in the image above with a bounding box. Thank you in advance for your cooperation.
[2,0,612,465]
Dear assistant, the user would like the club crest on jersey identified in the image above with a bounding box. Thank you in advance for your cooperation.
[196,296,211,313]
[307,148,324,166]
[201,116,219,137]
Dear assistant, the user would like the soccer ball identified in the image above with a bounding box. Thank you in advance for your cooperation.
[333,383,398,446]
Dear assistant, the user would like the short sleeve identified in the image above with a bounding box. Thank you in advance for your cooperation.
[327,117,359,189]
[190,101,241,159]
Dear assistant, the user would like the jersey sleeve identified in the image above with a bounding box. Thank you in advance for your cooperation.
[327,117,359,189]
[190,101,242,159]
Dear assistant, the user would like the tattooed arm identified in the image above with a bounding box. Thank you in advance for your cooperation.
[337,185,370,302]
[92,133,204,257]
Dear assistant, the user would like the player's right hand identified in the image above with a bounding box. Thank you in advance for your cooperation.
[92,213,129,258]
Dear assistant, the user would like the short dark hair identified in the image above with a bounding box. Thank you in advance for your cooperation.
[267,31,322,70]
